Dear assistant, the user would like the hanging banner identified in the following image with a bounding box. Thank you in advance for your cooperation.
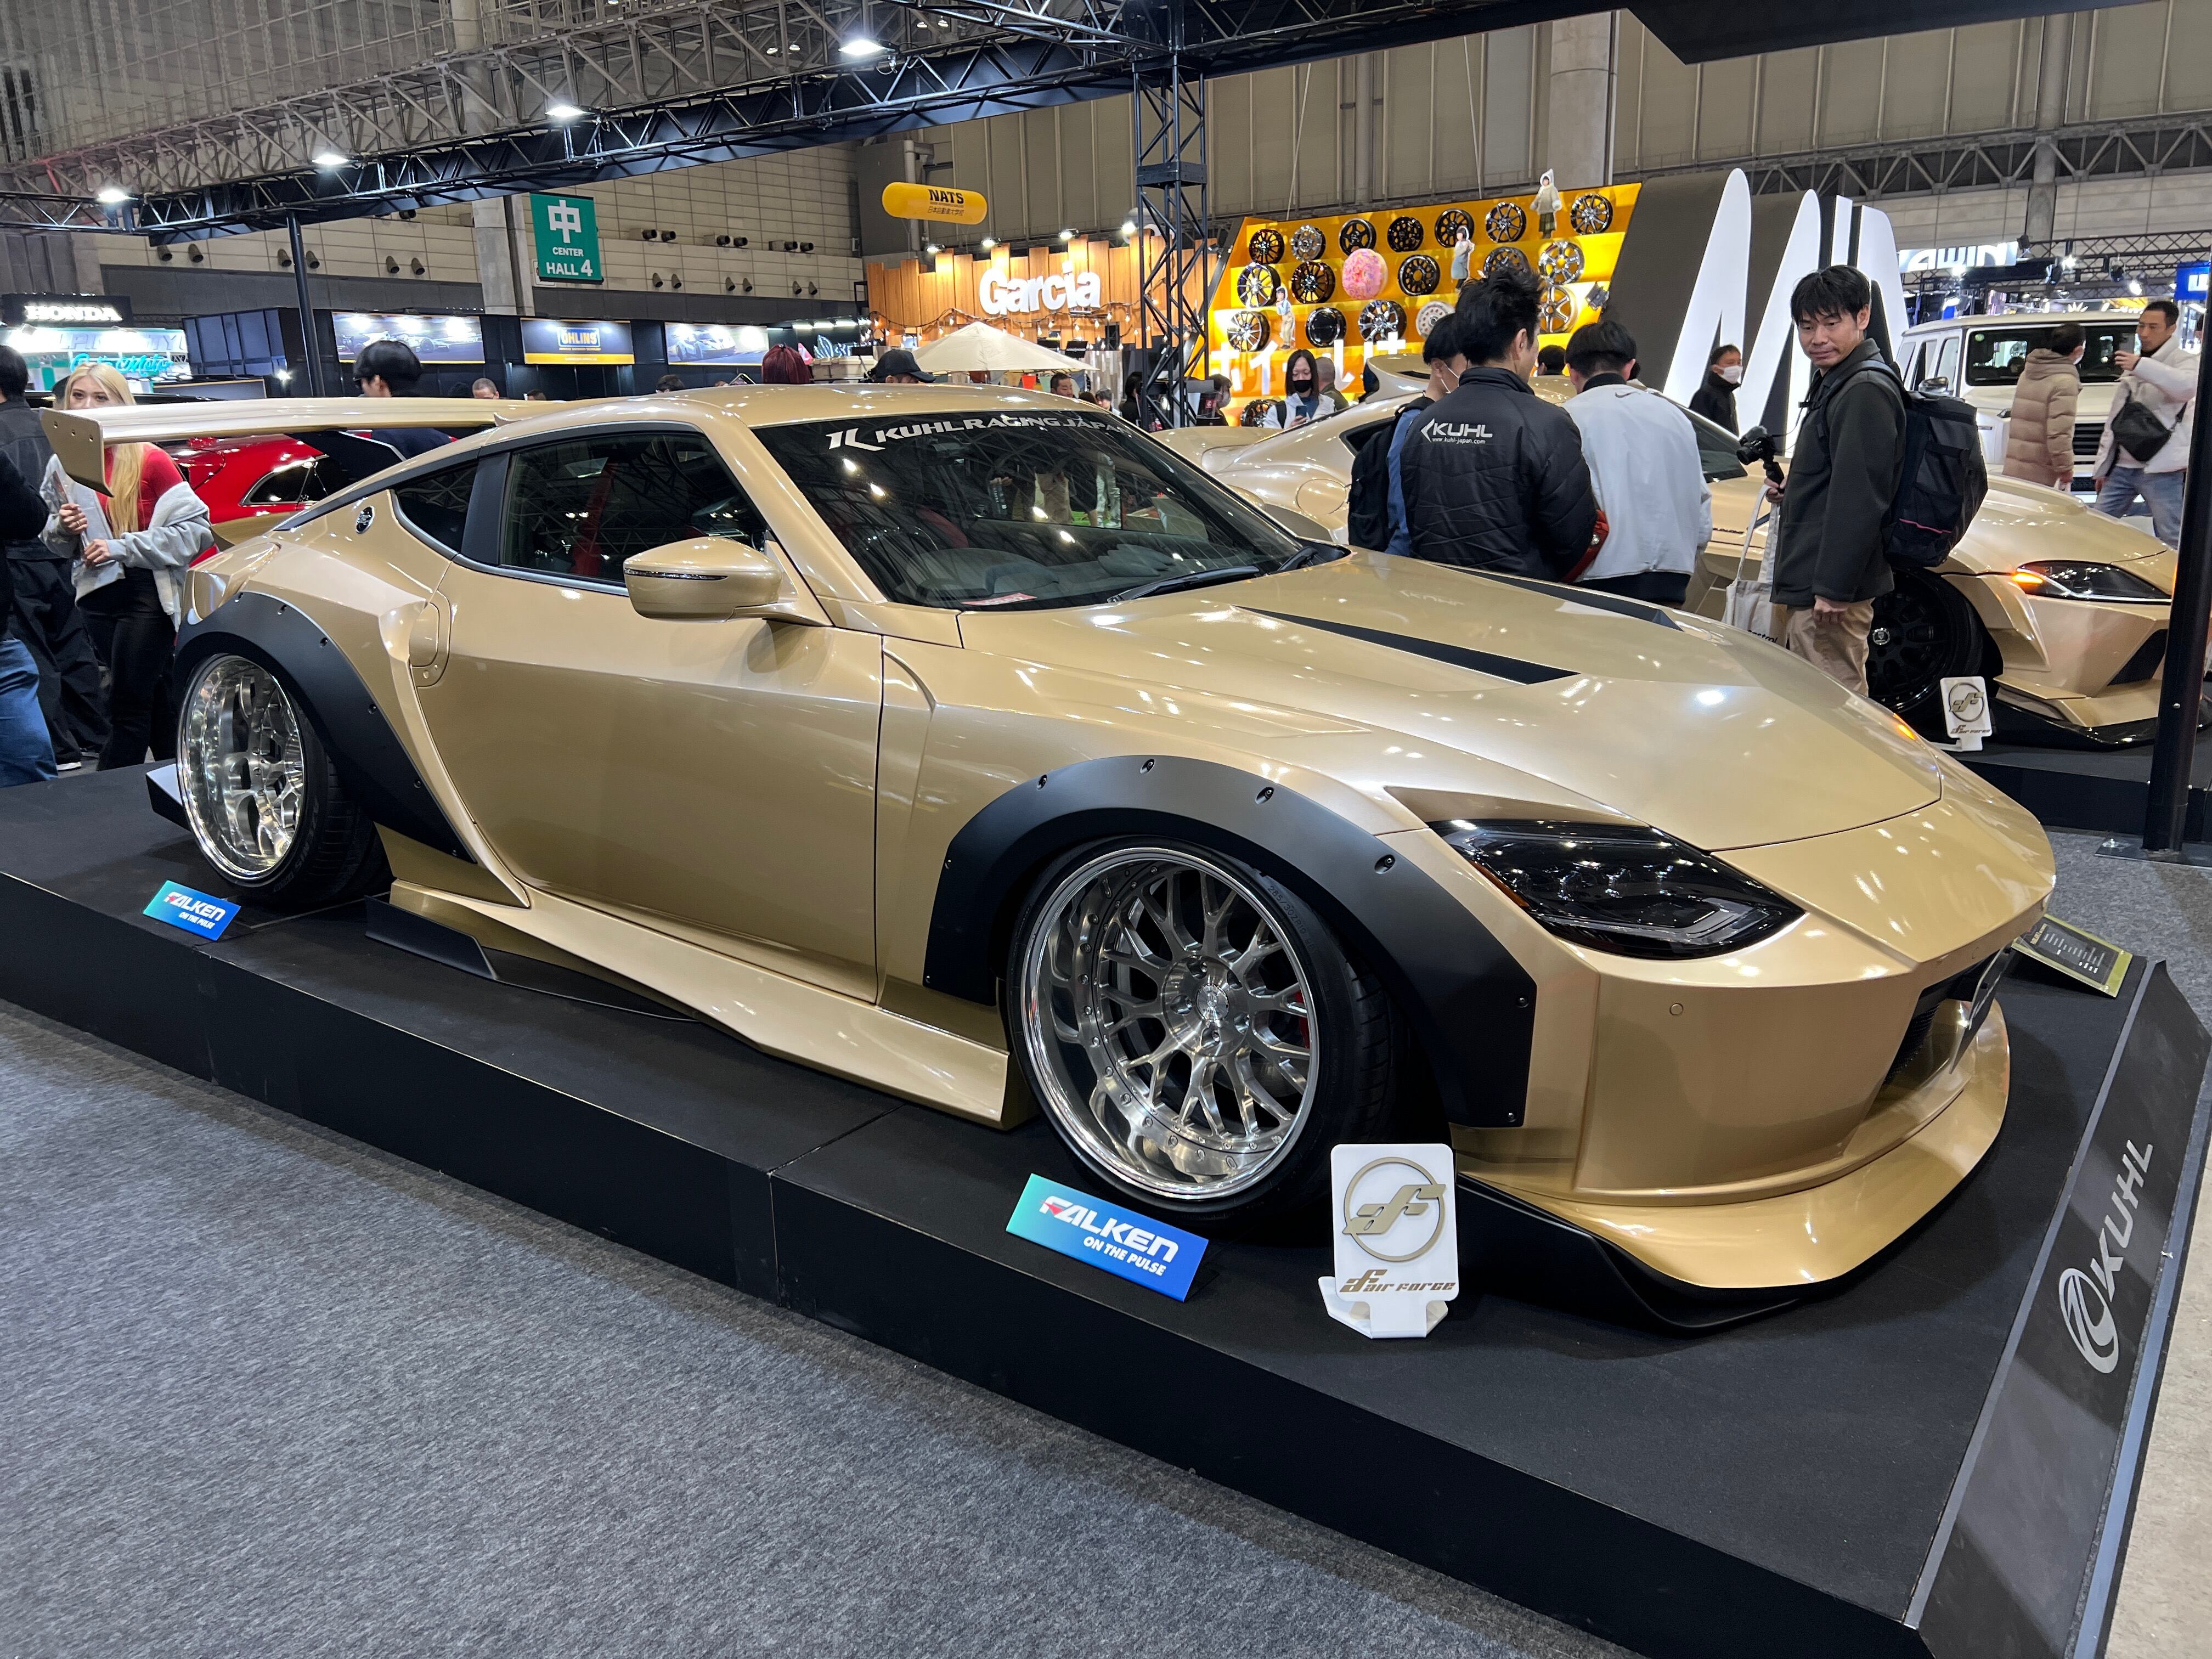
[881,183,988,225]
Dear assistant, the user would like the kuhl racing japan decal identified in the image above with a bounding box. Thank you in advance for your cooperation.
[826,412,1100,450]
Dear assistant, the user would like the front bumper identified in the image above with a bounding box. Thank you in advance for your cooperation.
[1463,997,2008,1290]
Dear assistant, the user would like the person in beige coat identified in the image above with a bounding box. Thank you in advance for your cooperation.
[2002,321,2084,489]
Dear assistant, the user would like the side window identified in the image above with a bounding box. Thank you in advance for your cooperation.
[243,459,319,506]
[499,430,769,586]
[1934,335,1962,391]
[1903,343,1926,387]
[391,459,481,555]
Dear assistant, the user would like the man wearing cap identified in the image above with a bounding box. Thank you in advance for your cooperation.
[868,349,934,385]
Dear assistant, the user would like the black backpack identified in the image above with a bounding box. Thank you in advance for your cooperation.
[1842,359,1988,571]
[1346,403,1420,551]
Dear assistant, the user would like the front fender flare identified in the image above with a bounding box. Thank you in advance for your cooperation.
[922,754,1534,1128]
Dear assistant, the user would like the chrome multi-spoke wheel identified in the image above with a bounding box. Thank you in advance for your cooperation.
[1018,846,1323,1203]
[178,656,307,882]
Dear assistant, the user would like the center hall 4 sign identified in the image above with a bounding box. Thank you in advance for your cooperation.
[532,194,603,284]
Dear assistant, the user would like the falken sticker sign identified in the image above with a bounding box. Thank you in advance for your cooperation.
[142,880,240,941]
[1005,1173,1206,1300]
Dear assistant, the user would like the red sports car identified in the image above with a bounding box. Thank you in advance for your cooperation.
[164,436,342,555]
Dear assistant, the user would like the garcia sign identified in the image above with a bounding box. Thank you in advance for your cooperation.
[978,267,1103,317]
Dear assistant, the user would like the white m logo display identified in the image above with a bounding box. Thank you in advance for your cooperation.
[1650,168,1910,448]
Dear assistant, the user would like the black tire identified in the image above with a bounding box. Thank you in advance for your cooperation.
[1005,837,1398,1223]
[174,652,390,910]
[1866,572,1991,731]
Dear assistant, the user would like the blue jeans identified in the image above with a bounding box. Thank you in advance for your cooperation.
[0,633,57,786]
[2094,464,2186,548]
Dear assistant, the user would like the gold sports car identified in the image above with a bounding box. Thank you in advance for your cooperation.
[52,388,2052,1311]
[1179,372,2183,746]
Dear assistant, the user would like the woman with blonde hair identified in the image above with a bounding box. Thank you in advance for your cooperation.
[41,363,213,769]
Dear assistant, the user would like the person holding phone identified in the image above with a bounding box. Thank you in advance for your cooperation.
[2091,300,2196,548]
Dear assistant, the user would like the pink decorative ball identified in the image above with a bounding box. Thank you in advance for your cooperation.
[1341,247,1386,300]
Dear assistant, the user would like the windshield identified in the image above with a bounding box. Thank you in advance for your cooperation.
[1964,322,2138,386]
[1680,405,1748,480]
[755,409,1310,610]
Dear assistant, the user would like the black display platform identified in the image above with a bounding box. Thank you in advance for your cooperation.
[3,768,2207,1659]
[1964,737,2212,839]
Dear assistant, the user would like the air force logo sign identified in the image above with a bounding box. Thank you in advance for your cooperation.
[1319,1143,1460,1338]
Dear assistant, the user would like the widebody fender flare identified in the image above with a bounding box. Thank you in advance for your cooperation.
[173,588,475,862]
[922,754,1535,1128]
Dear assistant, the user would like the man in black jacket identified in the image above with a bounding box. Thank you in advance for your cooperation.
[1768,266,1904,697]
[1397,266,1597,577]
[0,345,107,769]
[0,444,57,784]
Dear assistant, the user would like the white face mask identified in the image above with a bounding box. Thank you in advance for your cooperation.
[1717,363,1744,385]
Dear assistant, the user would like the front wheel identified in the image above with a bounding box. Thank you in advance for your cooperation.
[1007,840,1397,1222]
[176,653,388,909]
[1866,572,1992,730]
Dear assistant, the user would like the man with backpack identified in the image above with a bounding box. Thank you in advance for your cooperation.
[1345,313,1464,554]
[1768,266,1906,697]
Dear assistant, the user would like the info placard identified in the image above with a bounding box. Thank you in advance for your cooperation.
[1004,1173,1206,1300]
[2014,916,2131,997]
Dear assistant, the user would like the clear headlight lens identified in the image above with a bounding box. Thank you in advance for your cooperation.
[1435,820,1801,959]
[2009,561,2168,602]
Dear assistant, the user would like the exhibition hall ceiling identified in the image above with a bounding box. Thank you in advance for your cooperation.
[0,0,2151,239]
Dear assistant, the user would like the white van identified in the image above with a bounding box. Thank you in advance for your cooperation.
[1897,309,2141,493]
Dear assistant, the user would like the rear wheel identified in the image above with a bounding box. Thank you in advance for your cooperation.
[176,653,388,908]
[1007,840,1397,1222]
[1866,572,1990,731]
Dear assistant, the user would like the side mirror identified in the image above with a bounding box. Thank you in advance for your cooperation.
[1921,376,1952,396]
[625,535,789,621]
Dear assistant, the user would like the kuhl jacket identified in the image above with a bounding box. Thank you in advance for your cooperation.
[2092,332,2198,477]
[1770,339,1905,610]
[1397,366,1599,578]
[1565,376,1713,582]
[2001,349,2080,489]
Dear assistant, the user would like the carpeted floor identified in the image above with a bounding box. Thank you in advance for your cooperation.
[0,828,2206,1658]
[0,1000,1624,1659]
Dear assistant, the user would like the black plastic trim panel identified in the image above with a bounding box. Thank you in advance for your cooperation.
[173,589,475,862]
[1247,610,1571,684]
[1476,569,1684,629]
[921,754,1537,1127]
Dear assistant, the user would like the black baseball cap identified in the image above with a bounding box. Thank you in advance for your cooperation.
[867,348,935,382]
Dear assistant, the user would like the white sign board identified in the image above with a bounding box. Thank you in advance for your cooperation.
[1318,1143,1460,1339]
[1940,675,1994,751]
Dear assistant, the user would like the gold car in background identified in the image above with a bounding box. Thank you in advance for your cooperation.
[54,388,2052,1315]
[1173,372,2182,746]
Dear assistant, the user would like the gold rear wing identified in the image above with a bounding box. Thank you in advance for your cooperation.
[37,397,555,493]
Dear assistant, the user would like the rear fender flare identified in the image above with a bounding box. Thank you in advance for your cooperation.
[172,589,474,862]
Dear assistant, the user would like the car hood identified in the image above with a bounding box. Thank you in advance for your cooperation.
[957,552,1946,851]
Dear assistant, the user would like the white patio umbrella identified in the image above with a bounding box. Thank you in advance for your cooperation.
[912,321,1081,377]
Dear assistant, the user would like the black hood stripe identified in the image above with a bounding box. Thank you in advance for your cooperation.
[1474,571,1683,630]
[1247,610,1572,684]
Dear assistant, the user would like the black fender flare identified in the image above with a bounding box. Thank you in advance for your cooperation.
[173,589,475,862]
[921,754,1534,1128]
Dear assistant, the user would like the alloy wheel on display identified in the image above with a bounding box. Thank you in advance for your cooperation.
[178,656,307,882]
[1865,578,1966,718]
[1019,848,1319,1204]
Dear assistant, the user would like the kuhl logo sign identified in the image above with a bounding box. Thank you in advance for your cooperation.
[2057,1139,2155,1374]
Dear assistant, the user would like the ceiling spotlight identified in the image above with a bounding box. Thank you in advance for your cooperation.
[2128,276,2144,295]
[385,256,400,274]
[715,234,731,246]
[95,185,131,205]
[799,241,814,253]
[659,229,676,242]
[546,102,584,121]
[734,235,749,248]
[410,257,426,275]
[312,150,349,168]
[839,36,884,57]
[640,228,658,240]
[980,236,996,250]
[1059,228,1075,241]
[1119,220,1136,237]
[925,242,940,256]
[652,273,665,289]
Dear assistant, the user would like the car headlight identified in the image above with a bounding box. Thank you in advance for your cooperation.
[2009,561,2168,603]
[1434,820,1801,959]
